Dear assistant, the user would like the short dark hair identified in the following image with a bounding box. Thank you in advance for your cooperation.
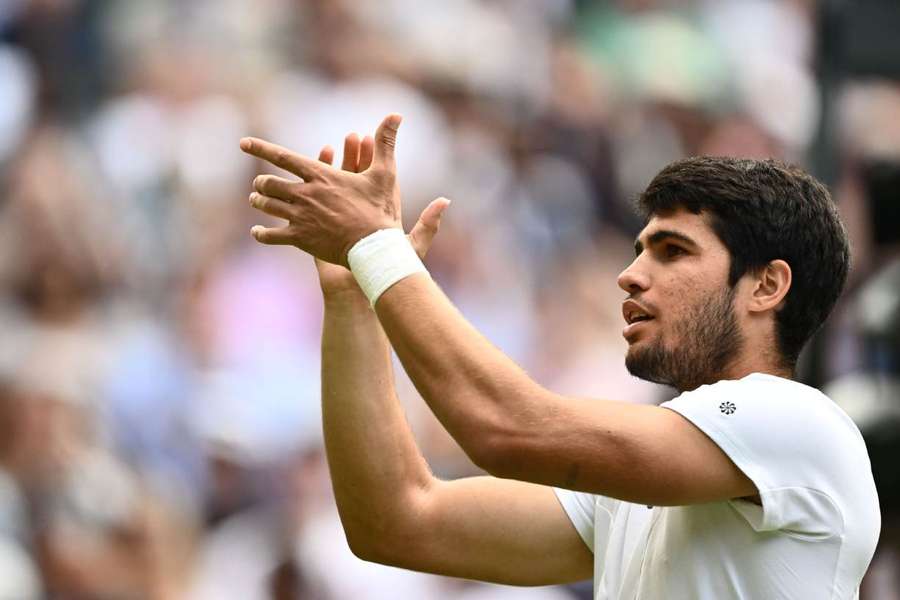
[637,156,850,368]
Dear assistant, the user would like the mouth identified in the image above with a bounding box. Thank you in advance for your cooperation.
[622,300,656,341]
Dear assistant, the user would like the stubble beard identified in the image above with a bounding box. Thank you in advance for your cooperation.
[625,286,744,392]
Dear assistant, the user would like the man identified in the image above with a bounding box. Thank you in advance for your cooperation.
[239,115,880,599]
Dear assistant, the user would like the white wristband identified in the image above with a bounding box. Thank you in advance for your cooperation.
[347,228,428,306]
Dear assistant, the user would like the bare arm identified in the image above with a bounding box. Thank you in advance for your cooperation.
[314,136,592,585]
[374,273,754,506]
[321,291,591,584]
[241,115,755,508]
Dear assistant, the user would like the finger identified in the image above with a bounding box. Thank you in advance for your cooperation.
[249,192,296,221]
[318,145,334,165]
[253,174,301,201]
[408,197,451,259]
[372,113,402,170]
[250,225,296,245]
[359,135,375,171]
[342,133,361,172]
[240,137,322,180]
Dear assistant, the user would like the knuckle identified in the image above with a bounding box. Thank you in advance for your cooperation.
[289,182,304,200]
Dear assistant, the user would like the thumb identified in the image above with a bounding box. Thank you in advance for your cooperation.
[408,197,451,259]
[373,113,402,170]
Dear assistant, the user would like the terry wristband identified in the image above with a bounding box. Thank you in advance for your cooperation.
[347,228,428,306]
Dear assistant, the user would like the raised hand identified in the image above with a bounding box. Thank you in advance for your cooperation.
[283,131,449,297]
[241,114,404,267]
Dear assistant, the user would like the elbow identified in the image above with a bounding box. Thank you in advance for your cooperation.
[340,493,431,567]
[345,525,427,571]
[336,509,397,565]
[344,525,404,566]
[346,532,390,565]
[344,528,379,562]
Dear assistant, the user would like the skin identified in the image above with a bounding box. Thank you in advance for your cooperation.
[314,133,591,585]
[240,115,793,584]
[619,209,793,390]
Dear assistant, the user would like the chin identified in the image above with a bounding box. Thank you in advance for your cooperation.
[624,346,651,379]
[624,335,654,359]
[624,341,676,388]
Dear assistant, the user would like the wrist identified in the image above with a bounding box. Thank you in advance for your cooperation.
[322,287,372,311]
[348,228,429,306]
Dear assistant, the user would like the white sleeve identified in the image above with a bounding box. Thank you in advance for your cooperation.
[553,488,595,552]
[660,375,863,538]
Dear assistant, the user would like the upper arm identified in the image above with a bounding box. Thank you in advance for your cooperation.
[484,396,757,507]
[379,476,593,586]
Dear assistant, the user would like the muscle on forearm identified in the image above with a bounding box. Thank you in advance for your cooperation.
[320,291,434,555]
[374,274,554,474]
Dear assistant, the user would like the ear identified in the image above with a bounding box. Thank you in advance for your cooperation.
[748,259,791,314]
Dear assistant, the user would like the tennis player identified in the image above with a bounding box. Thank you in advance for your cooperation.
[240,114,880,599]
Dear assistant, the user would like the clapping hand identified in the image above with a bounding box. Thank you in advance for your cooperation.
[242,118,449,295]
[241,114,406,267]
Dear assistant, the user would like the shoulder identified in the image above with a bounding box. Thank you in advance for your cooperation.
[664,373,864,449]
[664,374,879,537]
[661,373,872,492]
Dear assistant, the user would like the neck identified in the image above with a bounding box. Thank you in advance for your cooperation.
[719,345,794,383]
[672,346,793,393]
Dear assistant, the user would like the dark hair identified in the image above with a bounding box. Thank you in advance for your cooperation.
[638,156,850,368]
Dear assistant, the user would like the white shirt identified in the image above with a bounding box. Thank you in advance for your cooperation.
[555,373,881,599]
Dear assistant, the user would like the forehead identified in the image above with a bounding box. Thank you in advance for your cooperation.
[636,207,723,249]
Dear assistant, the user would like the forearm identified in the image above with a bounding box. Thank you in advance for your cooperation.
[321,290,434,553]
[373,273,555,475]
[322,289,593,584]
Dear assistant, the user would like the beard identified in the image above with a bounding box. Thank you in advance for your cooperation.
[625,286,743,392]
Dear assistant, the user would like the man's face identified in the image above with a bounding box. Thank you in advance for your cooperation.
[617,208,745,392]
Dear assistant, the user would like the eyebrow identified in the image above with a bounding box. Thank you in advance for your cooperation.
[634,229,698,256]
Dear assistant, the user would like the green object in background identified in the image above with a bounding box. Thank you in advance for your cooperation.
[575,4,730,108]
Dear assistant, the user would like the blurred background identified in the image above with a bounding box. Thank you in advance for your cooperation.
[0,0,898,598]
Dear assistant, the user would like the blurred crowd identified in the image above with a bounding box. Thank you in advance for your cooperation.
[0,0,898,598]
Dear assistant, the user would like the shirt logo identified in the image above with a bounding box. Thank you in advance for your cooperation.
[719,401,737,415]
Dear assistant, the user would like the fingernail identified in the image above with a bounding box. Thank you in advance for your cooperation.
[240,138,252,151]
[249,192,257,205]
[388,114,402,129]
[250,225,263,237]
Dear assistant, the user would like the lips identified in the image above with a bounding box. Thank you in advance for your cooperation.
[622,299,655,341]
[622,299,655,325]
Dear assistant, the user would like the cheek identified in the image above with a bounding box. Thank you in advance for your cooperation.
[655,278,709,337]
[657,274,694,314]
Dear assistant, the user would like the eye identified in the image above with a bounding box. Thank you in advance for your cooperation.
[664,244,686,258]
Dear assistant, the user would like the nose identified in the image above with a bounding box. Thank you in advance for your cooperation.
[617,257,650,295]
